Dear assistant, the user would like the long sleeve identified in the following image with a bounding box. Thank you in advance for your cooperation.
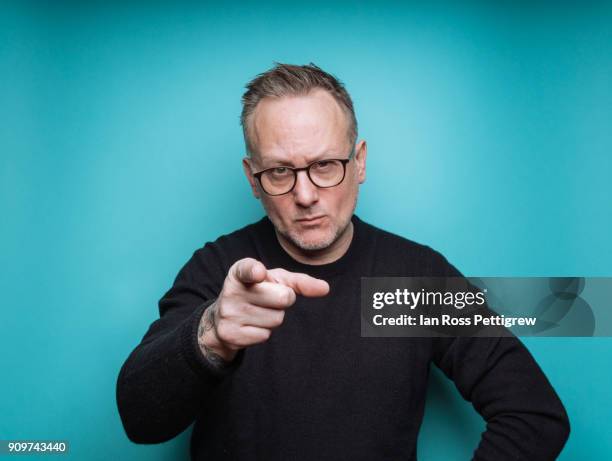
[431,255,570,460]
[432,335,570,460]
[116,245,237,444]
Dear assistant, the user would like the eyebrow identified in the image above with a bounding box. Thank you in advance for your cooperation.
[260,151,345,168]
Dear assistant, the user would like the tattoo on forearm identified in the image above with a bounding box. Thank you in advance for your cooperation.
[198,306,228,369]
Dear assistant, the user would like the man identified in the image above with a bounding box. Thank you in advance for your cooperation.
[117,63,570,460]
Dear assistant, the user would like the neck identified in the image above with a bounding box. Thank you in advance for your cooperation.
[276,221,354,266]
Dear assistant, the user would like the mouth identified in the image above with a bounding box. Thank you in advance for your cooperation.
[296,215,326,225]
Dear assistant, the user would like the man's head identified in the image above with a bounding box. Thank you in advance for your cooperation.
[241,63,366,260]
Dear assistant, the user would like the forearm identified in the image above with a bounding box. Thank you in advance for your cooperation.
[433,336,570,460]
[473,403,570,460]
[116,301,231,443]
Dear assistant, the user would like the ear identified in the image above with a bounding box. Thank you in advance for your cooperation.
[354,140,367,184]
[242,157,261,199]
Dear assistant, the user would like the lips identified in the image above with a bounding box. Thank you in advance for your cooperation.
[297,215,325,223]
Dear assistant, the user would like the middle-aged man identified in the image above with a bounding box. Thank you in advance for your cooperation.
[117,63,570,460]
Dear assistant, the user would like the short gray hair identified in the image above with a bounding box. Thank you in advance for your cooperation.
[240,62,358,156]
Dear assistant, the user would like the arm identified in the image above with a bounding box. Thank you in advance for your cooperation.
[116,253,329,444]
[116,247,235,443]
[432,334,569,460]
[116,300,238,444]
[431,256,570,460]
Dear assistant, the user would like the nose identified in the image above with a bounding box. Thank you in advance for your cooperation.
[292,170,319,207]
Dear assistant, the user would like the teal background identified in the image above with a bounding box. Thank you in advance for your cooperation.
[1,1,611,459]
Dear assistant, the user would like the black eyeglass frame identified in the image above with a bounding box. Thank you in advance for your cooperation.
[252,149,356,196]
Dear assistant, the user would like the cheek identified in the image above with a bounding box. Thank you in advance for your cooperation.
[339,173,359,199]
[325,186,356,216]
[346,167,360,188]
[262,197,293,221]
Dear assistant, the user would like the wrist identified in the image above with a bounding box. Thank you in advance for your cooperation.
[197,304,237,364]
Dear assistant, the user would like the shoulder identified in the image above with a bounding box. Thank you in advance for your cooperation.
[355,216,463,277]
[175,218,267,285]
[159,218,269,315]
[192,218,267,268]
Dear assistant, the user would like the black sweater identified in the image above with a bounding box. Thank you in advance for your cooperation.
[116,215,570,460]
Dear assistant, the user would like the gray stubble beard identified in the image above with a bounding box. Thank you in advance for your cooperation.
[265,192,358,253]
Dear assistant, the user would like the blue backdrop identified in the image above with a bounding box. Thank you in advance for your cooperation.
[1,1,611,459]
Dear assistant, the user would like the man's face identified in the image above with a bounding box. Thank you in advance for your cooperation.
[243,89,366,254]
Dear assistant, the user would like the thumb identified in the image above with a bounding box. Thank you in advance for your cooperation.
[232,258,267,285]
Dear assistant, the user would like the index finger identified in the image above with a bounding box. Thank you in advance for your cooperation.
[266,269,329,298]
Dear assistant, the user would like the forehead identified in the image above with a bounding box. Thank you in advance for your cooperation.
[250,89,350,164]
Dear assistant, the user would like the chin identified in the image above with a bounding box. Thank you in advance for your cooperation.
[290,234,336,251]
[286,223,341,252]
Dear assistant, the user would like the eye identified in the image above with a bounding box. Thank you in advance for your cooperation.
[269,167,291,177]
[313,160,333,170]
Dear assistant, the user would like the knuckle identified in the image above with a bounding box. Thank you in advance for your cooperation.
[220,285,245,308]
[233,334,249,348]
[216,300,231,319]
[272,311,285,327]
[260,329,272,341]
[239,302,253,318]
[215,322,231,342]
[223,302,245,321]
[266,268,283,282]
[280,288,295,306]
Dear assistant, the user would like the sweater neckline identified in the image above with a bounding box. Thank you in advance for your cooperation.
[257,214,364,279]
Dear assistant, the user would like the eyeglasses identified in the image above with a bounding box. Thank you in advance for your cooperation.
[252,149,355,196]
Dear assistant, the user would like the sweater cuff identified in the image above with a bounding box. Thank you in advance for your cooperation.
[179,298,242,380]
